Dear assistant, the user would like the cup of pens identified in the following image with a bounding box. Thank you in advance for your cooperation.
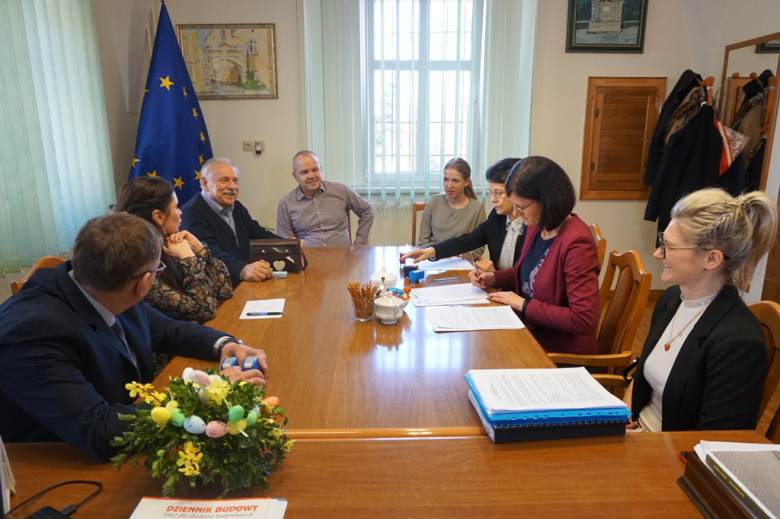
[347,281,376,321]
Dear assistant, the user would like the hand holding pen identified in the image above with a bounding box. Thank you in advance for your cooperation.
[469,252,495,288]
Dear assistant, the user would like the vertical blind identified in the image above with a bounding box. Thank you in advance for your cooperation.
[300,0,536,207]
[0,0,115,274]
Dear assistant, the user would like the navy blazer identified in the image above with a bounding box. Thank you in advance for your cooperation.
[631,284,767,431]
[432,208,525,267]
[180,194,279,287]
[0,262,225,461]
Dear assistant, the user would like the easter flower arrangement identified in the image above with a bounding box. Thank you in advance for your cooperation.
[110,367,293,497]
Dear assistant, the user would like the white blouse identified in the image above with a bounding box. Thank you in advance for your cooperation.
[638,292,718,432]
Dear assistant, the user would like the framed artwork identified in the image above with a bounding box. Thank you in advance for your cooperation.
[176,24,277,99]
[756,39,780,54]
[566,0,649,53]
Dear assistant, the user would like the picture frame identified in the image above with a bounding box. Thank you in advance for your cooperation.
[176,24,278,100]
[756,39,780,54]
[566,0,649,53]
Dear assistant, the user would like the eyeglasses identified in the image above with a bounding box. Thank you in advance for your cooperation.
[657,232,725,260]
[132,261,166,279]
[509,199,536,213]
[487,189,506,199]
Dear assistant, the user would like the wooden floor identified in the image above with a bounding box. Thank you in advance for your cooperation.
[630,295,779,437]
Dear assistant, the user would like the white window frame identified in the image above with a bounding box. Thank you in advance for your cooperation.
[363,0,484,188]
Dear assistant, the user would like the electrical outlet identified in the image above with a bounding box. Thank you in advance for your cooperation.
[254,141,265,152]
[242,141,253,152]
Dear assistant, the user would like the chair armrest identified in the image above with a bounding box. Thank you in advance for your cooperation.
[591,374,631,389]
[547,351,632,368]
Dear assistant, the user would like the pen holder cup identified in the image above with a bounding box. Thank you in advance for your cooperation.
[350,296,375,321]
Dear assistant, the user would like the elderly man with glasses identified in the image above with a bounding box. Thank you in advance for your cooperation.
[0,213,269,461]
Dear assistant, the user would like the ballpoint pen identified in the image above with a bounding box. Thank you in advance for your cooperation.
[246,312,283,316]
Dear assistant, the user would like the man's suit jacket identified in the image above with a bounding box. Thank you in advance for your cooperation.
[492,215,600,355]
[631,284,767,431]
[432,208,525,267]
[180,194,279,287]
[0,262,224,461]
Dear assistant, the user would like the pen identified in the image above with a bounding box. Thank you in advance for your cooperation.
[471,252,480,279]
[432,276,459,282]
[246,312,283,316]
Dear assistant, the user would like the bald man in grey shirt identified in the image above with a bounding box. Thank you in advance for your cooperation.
[277,151,374,247]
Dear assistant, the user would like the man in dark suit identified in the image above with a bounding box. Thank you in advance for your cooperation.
[0,213,268,461]
[180,157,280,287]
[402,158,525,270]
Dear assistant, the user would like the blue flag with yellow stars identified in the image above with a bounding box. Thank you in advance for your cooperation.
[128,2,212,205]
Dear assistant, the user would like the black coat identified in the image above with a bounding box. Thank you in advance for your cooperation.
[180,194,279,287]
[643,105,722,235]
[644,69,703,186]
[0,262,223,460]
[631,284,767,431]
[431,208,525,267]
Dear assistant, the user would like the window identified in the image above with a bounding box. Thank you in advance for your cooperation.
[231,29,237,37]
[220,29,226,39]
[249,39,258,54]
[366,0,482,184]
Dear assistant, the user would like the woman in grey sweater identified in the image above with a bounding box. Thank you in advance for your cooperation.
[417,158,487,258]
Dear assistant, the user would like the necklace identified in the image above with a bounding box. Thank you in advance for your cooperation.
[664,305,708,351]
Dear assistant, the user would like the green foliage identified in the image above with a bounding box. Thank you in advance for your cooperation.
[240,50,269,91]
[110,371,292,498]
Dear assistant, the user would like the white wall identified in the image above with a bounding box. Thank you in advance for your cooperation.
[94,0,304,228]
[530,0,695,289]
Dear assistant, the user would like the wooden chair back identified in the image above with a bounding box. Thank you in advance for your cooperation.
[411,202,427,245]
[596,250,652,362]
[747,300,780,442]
[10,256,66,295]
[589,223,607,272]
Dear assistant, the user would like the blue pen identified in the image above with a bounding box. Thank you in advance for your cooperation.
[431,276,459,282]
[246,312,283,316]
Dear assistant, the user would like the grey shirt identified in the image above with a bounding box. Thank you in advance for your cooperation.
[276,180,374,247]
[418,194,487,257]
[200,191,237,239]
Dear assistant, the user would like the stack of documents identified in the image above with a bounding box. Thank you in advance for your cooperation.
[466,368,631,443]
[413,257,475,271]
[426,306,525,332]
[410,283,489,307]
[692,441,780,519]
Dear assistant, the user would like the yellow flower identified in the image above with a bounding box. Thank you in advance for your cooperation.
[176,441,203,477]
[144,394,161,406]
[125,383,140,398]
[204,378,230,406]
[185,441,201,455]
[178,464,200,477]
[152,391,167,402]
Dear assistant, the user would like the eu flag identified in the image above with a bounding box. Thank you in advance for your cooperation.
[128,3,212,205]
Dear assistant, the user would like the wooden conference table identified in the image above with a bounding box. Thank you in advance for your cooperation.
[7,431,769,518]
[157,246,555,438]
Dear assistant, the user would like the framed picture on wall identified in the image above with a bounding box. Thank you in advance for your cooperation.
[566,0,649,53]
[756,39,780,54]
[176,24,277,99]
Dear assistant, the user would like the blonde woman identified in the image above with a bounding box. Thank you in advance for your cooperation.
[417,158,487,258]
[630,188,777,431]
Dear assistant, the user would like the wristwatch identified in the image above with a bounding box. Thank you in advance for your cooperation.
[216,337,242,357]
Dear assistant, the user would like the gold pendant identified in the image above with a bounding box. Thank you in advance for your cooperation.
[664,343,671,351]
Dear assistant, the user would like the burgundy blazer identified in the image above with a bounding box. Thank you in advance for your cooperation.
[493,214,600,355]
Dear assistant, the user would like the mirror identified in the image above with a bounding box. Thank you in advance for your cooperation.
[720,32,780,192]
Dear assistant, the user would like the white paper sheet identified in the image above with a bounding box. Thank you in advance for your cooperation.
[129,496,286,518]
[239,299,286,319]
[410,283,488,305]
[466,368,628,413]
[426,306,524,331]
[413,257,476,271]
[694,441,780,464]
[0,436,15,516]
[410,292,489,307]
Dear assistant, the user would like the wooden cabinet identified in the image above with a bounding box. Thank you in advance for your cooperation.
[580,77,667,200]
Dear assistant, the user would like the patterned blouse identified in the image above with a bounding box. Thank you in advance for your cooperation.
[145,244,233,322]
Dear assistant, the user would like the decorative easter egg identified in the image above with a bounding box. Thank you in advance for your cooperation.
[194,371,212,387]
[227,422,241,435]
[228,405,245,423]
[151,407,170,425]
[198,388,208,406]
[205,421,229,438]
[263,396,279,407]
[236,419,247,431]
[251,405,261,416]
[182,367,195,382]
[245,411,258,426]
[165,400,179,411]
[183,416,206,434]
[170,409,186,427]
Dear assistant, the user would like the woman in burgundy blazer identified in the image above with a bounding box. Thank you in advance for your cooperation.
[469,157,600,354]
